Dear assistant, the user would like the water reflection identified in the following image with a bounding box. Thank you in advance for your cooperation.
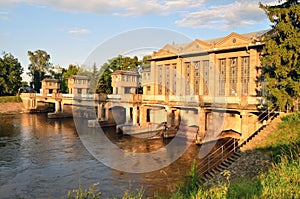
[0,113,228,198]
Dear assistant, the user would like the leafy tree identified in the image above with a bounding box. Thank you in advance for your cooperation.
[260,0,300,112]
[140,55,151,68]
[0,53,23,96]
[61,64,79,93]
[90,63,99,93]
[96,55,140,94]
[27,50,51,91]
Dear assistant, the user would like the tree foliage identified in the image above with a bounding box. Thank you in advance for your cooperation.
[28,50,52,92]
[260,0,300,111]
[96,55,141,94]
[0,53,23,96]
[60,64,79,93]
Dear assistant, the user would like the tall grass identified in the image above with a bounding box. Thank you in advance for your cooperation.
[0,96,22,103]
[256,112,300,162]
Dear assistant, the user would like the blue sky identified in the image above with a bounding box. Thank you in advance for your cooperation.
[0,0,276,80]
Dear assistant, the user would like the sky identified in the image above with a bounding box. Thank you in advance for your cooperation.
[0,0,276,81]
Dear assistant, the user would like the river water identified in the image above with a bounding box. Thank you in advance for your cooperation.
[0,113,228,198]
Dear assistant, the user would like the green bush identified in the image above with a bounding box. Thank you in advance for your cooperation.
[0,96,22,103]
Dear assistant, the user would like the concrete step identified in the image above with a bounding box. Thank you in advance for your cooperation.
[218,164,228,170]
[214,166,223,173]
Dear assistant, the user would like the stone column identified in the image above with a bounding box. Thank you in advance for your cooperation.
[132,106,138,125]
[97,103,104,120]
[55,101,61,113]
[139,106,147,126]
[174,109,180,128]
[166,107,174,128]
[198,107,206,137]
[240,111,249,139]
[125,107,132,124]
[105,106,109,121]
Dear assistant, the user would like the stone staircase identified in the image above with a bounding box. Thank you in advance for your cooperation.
[202,110,282,182]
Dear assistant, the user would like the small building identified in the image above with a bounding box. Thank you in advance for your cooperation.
[111,70,139,95]
[68,75,90,95]
[40,79,60,94]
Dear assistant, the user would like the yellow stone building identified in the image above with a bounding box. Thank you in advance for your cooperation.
[140,29,272,140]
[68,75,90,95]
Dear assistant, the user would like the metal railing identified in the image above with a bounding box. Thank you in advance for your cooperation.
[237,106,279,148]
[199,106,279,175]
[199,138,238,175]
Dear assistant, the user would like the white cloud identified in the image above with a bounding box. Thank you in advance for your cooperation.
[0,10,9,21]
[0,0,206,16]
[175,1,270,30]
[68,28,90,34]
[0,0,277,29]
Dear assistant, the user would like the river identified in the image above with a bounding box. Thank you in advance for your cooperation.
[0,113,229,198]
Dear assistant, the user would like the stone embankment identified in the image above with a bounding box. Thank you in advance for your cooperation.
[0,102,24,113]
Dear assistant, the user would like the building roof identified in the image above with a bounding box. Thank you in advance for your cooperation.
[166,29,272,49]
[142,68,151,72]
[41,78,60,82]
[111,70,138,76]
[69,75,90,80]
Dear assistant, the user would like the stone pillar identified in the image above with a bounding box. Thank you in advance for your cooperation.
[240,111,249,139]
[125,107,132,124]
[139,106,147,126]
[97,103,104,120]
[174,109,180,127]
[166,107,173,128]
[55,101,61,113]
[105,106,109,121]
[132,106,138,125]
[198,108,206,137]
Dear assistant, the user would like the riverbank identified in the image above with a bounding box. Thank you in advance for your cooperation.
[0,102,24,113]
[67,112,300,198]
[0,96,23,113]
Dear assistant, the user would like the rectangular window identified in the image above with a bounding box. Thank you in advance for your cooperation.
[193,61,200,95]
[165,64,170,95]
[241,56,250,96]
[147,86,151,92]
[185,62,191,95]
[229,57,238,96]
[219,59,226,96]
[203,60,209,95]
[125,87,131,94]
[158,65,163,95]
[172,63,177,95]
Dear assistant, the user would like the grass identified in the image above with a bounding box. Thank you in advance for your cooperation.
[0,96,22,103]
[256,112,300,162]
[67,113,300,199]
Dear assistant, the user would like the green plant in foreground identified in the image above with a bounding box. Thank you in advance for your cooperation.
[174,160,203,198]
[67,183,101,199]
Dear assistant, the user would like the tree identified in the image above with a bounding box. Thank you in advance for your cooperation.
[0,53,23,96]
[61,64,79,93]
[90,63,99,93]
[96,55,140,94]
[28,50,51,92]
[260,0,300,112]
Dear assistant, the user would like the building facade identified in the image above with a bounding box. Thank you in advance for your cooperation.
[140,30,271,140]
[68,75,91,95]
[40,79,60,94]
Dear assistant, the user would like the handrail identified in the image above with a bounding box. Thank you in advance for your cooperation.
[199,106,279,175]
[199,138,237,174]
[237,106,278,148]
